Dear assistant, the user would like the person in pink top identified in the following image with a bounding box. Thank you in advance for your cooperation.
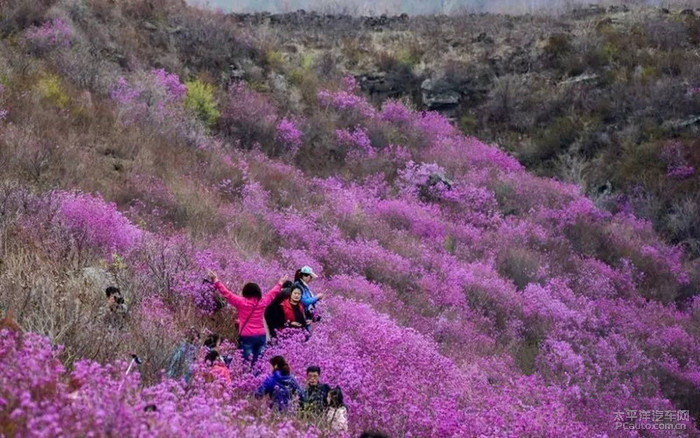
[207,270,287,364]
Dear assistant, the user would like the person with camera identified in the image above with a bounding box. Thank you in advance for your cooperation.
[105,286,127,315]
[206,270,287,364]
[100,286,128,328]
[294,266,326,325]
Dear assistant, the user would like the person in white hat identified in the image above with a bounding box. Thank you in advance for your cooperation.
[294,265,324,313]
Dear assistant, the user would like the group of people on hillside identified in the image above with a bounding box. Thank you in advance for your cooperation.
[165,265,348,431]
[206,265,324,364]
[254,357,348,432]
[103,265,355,432]
[170,331,348,432]
[205,266,349,431]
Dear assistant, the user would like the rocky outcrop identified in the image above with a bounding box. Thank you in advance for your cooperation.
[421,77,460,111]
[358,72,405,100]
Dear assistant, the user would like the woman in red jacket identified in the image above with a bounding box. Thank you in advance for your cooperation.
[282,285,310,330]
[207,270,287,364]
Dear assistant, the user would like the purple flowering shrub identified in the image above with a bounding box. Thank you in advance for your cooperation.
[220,82,278,149]
[109,69,204,143]
[24,19,73,54]
[275,117,303,156]
[662,141,695,180]
[17,191,143,262]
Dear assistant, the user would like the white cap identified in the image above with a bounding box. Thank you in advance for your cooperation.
[300,266,318,278]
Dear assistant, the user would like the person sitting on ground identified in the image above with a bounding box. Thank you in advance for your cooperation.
[324,386,348,433]
[255,355,303,412]
[294,266,324,315]
[207,270,287,364]
[301,365,331,416]
[282,285,311,330]
[264,281,293,339]
[205,350,231,385]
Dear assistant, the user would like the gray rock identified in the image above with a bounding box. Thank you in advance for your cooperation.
[560,73,599,85]
[81,267,111,290]
[271,74,288,93]
[664,115,700,130]
[428,172,453,189]
[143,21,158,31]
[358,72,409,100]
[421,78,461,109]
[473,32,494,44]
[572,5,606,19]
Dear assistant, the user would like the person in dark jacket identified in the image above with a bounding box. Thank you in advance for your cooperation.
[255,356,303,411]
[301,365,331,416]
[265,281,293,338]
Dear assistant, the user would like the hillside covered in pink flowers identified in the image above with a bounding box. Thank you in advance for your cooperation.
[0,1,699,437]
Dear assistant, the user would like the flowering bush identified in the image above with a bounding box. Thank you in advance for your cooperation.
[276,118,303,156]
[317,78,377,120]
[220,82,278,148]
[109,69,203,143]
[18,191,144,261]
[662,141,695,181]
[336,126,373,158]
[24,19,73,54]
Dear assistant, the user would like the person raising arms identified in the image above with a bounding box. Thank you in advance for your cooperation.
[207,270,287,364]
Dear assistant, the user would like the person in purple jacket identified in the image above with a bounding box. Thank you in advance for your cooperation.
[255,355,304,412]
